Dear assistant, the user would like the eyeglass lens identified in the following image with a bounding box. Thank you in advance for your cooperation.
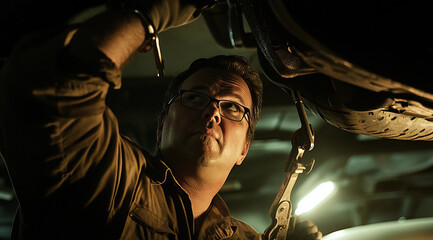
[181,91,246,121]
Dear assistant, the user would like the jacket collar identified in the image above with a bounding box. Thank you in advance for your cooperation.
[146,150,238,239]
[145,150,171,185]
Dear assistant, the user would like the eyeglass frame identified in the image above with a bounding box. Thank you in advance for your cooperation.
[166,90,252,132]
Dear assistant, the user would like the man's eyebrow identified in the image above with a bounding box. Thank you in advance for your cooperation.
[226,92,246,104]
[216,89,247,104]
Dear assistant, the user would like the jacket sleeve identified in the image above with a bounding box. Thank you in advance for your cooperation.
[0,26,144,235]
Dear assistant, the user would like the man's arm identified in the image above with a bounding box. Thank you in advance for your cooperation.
[0,2,201,235]
[70,0,205,68]
[68,9,146,68]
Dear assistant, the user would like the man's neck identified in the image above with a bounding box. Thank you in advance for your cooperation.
[175,173,220,219]
[159,150,226,218]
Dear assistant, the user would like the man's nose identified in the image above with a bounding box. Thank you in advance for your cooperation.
[201,102,221,125]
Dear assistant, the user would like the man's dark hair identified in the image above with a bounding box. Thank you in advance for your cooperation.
[160,55,263,141]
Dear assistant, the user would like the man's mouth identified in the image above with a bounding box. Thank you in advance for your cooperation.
[195,128,220,142]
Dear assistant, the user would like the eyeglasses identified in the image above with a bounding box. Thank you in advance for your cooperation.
[167,90,251,124]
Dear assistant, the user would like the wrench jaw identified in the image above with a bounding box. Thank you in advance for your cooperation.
[284,129,305,172]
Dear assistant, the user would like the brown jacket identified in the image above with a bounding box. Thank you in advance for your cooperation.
[0,27,261,239]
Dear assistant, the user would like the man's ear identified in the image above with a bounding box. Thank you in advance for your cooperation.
[156,114,166,142]
[235,140,250,165]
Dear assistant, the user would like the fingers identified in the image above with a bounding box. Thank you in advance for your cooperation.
[297,220,319,234]
[303,230,322,240]
[289,220,323,240]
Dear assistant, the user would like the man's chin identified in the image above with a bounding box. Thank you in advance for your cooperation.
[180,135,219,162]
[197,147,219,163]
[197,134,220,148]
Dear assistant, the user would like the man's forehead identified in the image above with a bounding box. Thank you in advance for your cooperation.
[180,68,252,104]
[181,68,249,94]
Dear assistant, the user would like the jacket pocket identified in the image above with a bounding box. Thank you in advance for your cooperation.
[129,205,176,236]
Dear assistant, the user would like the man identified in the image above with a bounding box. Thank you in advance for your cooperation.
[0,0,322,239]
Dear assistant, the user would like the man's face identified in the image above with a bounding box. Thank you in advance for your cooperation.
[159,68,252,182]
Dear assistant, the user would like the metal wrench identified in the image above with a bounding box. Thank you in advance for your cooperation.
[264,90,315,240]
